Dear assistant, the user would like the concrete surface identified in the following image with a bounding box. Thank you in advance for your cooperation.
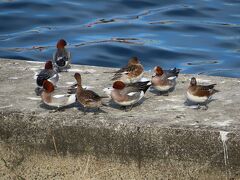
[0,58,240,179]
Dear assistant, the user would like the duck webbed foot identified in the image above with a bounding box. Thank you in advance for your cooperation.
[94,107,100,115]
[124,105,134,112]
[83,107,87,115]
[163,91,169,96]
[201,104,208,110]
[195,104,208,110]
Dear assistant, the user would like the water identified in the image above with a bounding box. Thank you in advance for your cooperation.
[0,0,239,78]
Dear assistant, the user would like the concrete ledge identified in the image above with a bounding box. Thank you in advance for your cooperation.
[0,58,240,179]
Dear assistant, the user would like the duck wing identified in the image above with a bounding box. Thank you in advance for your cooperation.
[37,69,53,86]
[111,65,137,80]
[81,90,101,102]
[198,84,216,91]
[126,81,151,93]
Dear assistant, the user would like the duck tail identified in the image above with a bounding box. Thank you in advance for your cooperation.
[134,81,151,93]
[67,83,77,94]
[103,70,117,73]
[143,84,151,93]
[111,73,122,81]
[208,84,217,89]
[172,67,181,77]
[100,96,109,99]
[36,76,46,86]
[212,89,220,94]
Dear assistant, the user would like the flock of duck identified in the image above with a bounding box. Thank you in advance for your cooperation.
[35,39,219,114]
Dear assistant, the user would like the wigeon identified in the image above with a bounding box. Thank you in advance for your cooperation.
[74,73,106,114]
[111,57,144,84]
[41,80,76,108]
[151,66,179,95]
[111,80,151,111]
[53,39,71,72]
[36,60,59,87]
[187,77,219,109]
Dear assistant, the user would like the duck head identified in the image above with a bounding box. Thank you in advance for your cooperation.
[113,81,125,90]
[57,39,67,49]
[74,73,82,86]
[43,80,55,93]
[128,57,140,65]
[190,77,197,86]
[154,66,164,76]
[44,60,53,70]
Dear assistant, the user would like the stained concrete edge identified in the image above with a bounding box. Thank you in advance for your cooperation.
[0,58,240,179]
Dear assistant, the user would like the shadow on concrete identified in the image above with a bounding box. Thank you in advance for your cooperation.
[108,97,147,111]
[39,102,77,112]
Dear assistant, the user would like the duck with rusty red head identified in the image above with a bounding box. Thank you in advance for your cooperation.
[53,39,71,72]
[74,73,108,114]
[111,57,144,84]
[151,66,180,96]
[40,80,76,109]
[110,80,151,111]
[36,60,59,94]
[186,77,219,109]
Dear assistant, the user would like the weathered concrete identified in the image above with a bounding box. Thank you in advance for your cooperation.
[0,58,240,179]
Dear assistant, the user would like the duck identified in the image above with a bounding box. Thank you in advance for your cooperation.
[151,66,179,95]
[110,80,151,111]
[74,73,106,114]
[111,57,144,84]
[53,39,71,72]
[187,77,219,109]
[41,80,76,108]
[36,60,59,87]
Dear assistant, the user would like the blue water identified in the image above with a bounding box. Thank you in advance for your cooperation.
[0,0,239,77]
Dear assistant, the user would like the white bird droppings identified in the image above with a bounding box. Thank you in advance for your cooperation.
[214,120,233,127]
[65,82,75,85]
[219,131,229,166]
[27,97,41,101]
[0,104,13,109]
[27,61,44,64]
[8,77,18,80]
[103,87,113,97]
[68,69,97,73]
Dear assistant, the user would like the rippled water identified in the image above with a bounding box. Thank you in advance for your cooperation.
[0,0,239,77]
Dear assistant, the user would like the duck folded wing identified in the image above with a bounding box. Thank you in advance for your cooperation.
[37,70,52,86]
[111,65,138,80]
[198,84,216,91]
[127,91,142,100]
[67,83,77,94]
[127,81,151,93]
[116,64,137,73]
[81,90,101,101]
[111,72,126,81]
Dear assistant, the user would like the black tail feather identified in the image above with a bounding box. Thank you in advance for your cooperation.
[207,84,217,89]
[171,67,181,77]
[132,81,151,93]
